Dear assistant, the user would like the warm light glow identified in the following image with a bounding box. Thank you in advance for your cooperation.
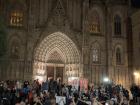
[134,72,140,78]
[70,77,78,80]
[10,10,23,27]
[37,69,45,75]
[35,76,44,82]
[133,71,140,85]
[103,77,110,82]
[66,66,76,76]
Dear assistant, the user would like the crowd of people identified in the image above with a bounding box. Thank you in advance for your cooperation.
[130,84,140,104]
[0,79,139,105]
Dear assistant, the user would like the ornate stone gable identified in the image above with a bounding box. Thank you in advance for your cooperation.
[47,0,68,29]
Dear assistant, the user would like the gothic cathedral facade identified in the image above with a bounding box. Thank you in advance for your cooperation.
[0,0,132,88]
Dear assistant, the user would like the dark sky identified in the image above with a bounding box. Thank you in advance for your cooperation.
[131,0,140,8]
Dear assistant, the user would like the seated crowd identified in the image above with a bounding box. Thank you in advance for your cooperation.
[0,79,139,105]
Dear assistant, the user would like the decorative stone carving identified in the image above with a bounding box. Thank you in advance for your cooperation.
[48,0,67,28]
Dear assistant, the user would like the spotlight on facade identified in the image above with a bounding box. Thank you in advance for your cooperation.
[134,72,140,78]
[35,76,44,82]
[103,77,110,83]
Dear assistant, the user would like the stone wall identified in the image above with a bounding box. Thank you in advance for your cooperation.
[0,0,131,88]
[132,10,140,85]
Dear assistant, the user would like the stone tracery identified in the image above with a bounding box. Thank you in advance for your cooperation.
[34,32,80,64]
[33,32,81,81]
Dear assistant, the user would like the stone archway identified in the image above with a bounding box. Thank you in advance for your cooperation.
[33,32,81,83]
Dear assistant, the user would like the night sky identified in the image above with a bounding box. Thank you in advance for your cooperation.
[131,0,140,8]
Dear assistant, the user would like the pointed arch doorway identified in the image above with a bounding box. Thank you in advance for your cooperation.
[46,50,65,82]
[33,32,81,83]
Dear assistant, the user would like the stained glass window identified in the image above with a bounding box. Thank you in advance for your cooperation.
[92,48,99,62]
[114,15,122,36]
[89,11,100,33]
[10,10,23,27]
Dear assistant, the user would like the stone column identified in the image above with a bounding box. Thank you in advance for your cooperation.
[54,65,56,80]
[105,5,114,81]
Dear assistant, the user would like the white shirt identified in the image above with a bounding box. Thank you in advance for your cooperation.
[56,96,66,105]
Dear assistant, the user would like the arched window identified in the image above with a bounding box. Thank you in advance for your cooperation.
[116,48,121,64]
[10,38,21,59]
[89,11,100,33]
[92,48,99,62]
[10,10,23,27]
[114,15,122,36]
[91,43,101,63]
[11,42,20,59]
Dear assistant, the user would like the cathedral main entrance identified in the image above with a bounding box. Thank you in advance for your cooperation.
[33,32,81,83]
[47,66,64,82]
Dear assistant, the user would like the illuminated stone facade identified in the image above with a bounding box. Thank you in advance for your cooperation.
[132,10,140,85]
[0,0,133,88]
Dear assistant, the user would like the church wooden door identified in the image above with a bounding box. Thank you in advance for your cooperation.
[47,66,63,81]
[56,67,63,82]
